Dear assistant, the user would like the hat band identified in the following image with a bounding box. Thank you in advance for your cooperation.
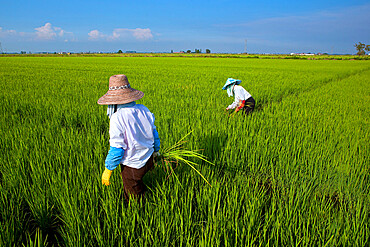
[109,84,131,90]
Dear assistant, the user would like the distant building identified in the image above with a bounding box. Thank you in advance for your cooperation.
[290,53,315,56]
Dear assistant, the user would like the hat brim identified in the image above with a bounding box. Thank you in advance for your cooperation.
[222,80,241,90]
[97,88,144,105]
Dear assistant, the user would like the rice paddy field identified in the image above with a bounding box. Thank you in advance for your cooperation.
[0,56,369,246]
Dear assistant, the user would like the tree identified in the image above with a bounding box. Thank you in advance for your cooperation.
[206,49,211,53]
[118,49,123,53]
[186,50,191,53]
[195,49,201,53]
[366,45,370,54]
[354,42,365,55]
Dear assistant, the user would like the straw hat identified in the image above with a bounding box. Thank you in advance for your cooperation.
[97,74,144,105]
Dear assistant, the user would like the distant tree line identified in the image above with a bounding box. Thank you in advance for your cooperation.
[354,42,370,55]
[186,49,211,53]
[117,49,211,54]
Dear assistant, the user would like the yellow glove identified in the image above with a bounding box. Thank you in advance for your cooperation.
[102,168,112,186]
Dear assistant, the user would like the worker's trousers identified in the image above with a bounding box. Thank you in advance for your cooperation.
[120,154,154,203]
[243,97,255,115]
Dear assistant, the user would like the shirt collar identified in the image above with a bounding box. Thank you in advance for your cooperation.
[107,101,136,119]
[118,101,136,108]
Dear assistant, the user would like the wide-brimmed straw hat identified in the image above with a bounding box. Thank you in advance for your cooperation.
[97,74,144,105]
[222,78,242,90]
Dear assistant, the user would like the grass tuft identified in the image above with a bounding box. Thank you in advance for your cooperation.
[157,131,214,187]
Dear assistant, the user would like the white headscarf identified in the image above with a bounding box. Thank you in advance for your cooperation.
[107,105,117,119]
[226,84,235,97]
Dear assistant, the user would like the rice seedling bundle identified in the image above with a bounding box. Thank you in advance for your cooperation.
[0,56,369,246]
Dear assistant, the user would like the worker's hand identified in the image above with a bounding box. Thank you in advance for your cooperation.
[102,168,112,186]
[153,152,161,161]
[226,107,230,111]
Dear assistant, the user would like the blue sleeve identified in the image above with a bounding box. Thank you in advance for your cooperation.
[105,146,125,171]
[153,129,160,152]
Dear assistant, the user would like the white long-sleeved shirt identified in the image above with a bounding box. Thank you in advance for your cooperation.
[227,85,252,109]
[109,103,157,169]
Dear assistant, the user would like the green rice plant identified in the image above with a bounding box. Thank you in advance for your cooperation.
[157,131,214,187]
[23,228,48,247]
[0,56,368,246]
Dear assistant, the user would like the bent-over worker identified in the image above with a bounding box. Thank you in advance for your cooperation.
[222,78,255,115]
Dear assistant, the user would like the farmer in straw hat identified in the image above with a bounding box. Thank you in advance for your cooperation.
[98,74,160,202]
[222,78,255,115]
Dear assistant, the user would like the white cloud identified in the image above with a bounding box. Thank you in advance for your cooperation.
[0,27,18,37]
[112,28,153,41]
[90,28,154,41]
[88,30,106,40]
[54,27,65,37]
[0,23,74,43]
[35,23,65,40]
[133,28,153,40]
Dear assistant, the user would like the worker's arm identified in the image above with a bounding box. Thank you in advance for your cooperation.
[227,101,238,110]
[151,113,161,161]
[153,129,160,152]
[227,86,242,110]
[227,93,240,110]
[105,147,125,170]
[151,113,160,152]
[102,114,127,186]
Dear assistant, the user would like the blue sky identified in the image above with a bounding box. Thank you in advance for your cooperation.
[0,0,369,54]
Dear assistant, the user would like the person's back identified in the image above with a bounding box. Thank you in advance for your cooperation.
[233,85,251,103]
[98,74,160,202]
[110,103,156,168]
